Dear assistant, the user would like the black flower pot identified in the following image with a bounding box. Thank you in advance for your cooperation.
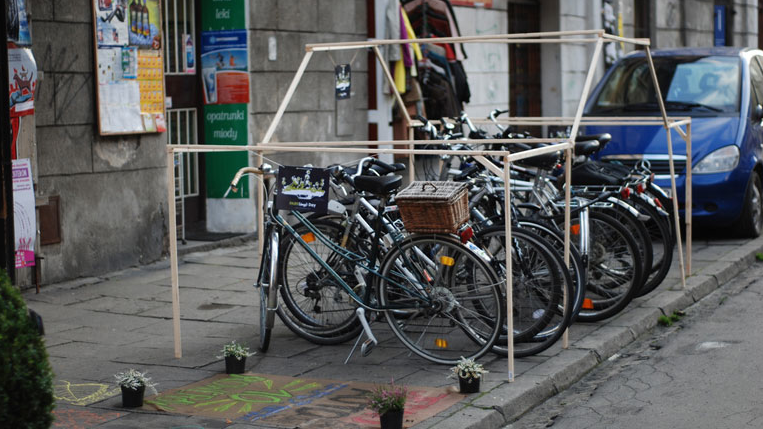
[225,356,246,374]
[458,375,481,394]
[121,385,145,408]
[379,409,404,429]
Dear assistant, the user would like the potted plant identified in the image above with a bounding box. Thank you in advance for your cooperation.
[114,369,157,408]
[449,357,488,394]
[217,340,254,374]
[367,380,408,429]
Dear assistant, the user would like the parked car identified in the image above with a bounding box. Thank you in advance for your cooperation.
[584,47,763,237]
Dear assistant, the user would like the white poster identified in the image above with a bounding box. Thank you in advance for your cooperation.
[12,159,35,268]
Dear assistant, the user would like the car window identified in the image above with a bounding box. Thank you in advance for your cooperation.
[749,56,763,108]
[590,55,741,114]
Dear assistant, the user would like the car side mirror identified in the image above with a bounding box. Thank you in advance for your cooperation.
[755,104,763,121]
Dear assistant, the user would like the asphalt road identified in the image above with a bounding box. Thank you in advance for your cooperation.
[506,253,763,429]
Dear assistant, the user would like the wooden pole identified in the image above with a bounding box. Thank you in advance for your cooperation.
[645,46,687,289]
[503,154,514,382]
[261,51,314,145]
[167,148,182,358]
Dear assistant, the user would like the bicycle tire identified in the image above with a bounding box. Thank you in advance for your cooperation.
[630,195,674,296]
[576,211,643,322]
[474,226,575,357]
[377,234,503,365]
[256,225,278,352]
[276,219,363,345]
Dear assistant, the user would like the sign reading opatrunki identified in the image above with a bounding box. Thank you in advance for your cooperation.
[144,373,464,428]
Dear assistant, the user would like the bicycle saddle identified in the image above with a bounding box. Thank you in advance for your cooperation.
[354,174,403,195]
[574,140,600,157]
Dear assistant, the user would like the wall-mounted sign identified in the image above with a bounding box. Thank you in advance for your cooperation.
[92,0,166,135]
[12,159,35,268]
[200,30,249,105]
[335,64,351,100]
[200,0,246,31]
[6,0,31,45]
[8,48,36,118]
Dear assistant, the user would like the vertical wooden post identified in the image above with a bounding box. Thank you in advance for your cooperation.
[503,154,514,382]
[645,47,686,289]
[262,51,314,145]
[167,148,182,358]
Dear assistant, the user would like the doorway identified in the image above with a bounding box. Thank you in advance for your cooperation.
[508,1,542,135]
[162,0,205,241]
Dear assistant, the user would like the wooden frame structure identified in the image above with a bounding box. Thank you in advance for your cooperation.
[165,30,692,383]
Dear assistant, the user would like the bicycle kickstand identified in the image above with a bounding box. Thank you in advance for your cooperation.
[344,307,378,364]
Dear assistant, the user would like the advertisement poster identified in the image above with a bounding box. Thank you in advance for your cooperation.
[200,30,249,104]
[204,103,248,198]
[335,64,351,100]
[200,0,246,31]
[12,159,35,268]
[8,48,36,117]
[184,34,196,73]
[275,166,330,214]
[95,0,129,46]
[128,0,162,49]
[6,0,31,45]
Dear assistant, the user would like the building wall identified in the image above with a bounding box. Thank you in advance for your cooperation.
[248,0,369,169]
[32,0,168,285]
[455,1,511,119]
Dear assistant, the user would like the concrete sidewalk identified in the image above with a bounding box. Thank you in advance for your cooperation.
[27,233,763,428]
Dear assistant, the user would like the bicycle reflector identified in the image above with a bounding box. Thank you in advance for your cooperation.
[582,298,594,310]
[435,338,448,349]
[301,232,316,243]
[440,256,455,266]
[654,197,663,209]
[620,187,631,199]
[458,225,474,243]
[636,183,645,194]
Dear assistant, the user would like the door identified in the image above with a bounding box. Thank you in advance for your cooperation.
[508,1,541,136]
[162,0,204,240]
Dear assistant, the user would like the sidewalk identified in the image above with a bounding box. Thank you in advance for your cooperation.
[28,233,763,428]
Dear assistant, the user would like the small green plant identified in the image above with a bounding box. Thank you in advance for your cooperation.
[0,269,55,429]
[114,369,157,394]
[218,340,254,360]
[658,311,684,327]
[657,315,673,326]
[367,380,408,415]
[449,356,489,380]
[756,252,763,261]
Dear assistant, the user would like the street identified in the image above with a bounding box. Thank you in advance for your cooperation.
[507,250,763,428]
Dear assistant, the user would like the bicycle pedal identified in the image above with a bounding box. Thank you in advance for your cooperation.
[361,338,377,357]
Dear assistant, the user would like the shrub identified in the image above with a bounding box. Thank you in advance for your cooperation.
[0,270,55,428]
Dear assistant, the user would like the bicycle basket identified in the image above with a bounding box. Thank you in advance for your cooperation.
[395,181,469,233]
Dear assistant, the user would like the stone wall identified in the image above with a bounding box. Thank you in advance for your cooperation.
[31,0,168,284]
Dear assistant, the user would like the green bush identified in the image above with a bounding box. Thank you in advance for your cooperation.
[0,270,55,428]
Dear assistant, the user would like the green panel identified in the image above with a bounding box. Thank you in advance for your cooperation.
[204,103,249,198]
[200,0,246,31]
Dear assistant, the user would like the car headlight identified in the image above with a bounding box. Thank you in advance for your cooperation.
[692,145,739,174]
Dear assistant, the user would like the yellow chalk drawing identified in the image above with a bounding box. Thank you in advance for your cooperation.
[54,380,121,406]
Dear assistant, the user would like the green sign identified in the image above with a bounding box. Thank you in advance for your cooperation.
[201,0,246,31]
[204,103,248,198]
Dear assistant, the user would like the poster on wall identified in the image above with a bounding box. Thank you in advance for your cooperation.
[92,0,165,135]
[451,0,493,7]
[6,0,32,45]
[12,159,35,268]
[128,0,162,49]
[95,0,129,46]
[200,30,249,105]
[8,48,36,117]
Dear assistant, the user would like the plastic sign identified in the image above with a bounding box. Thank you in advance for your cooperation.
[275,166,330,214]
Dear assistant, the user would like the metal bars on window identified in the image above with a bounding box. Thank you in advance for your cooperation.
[163,0,195,75]
[168,108,199,243]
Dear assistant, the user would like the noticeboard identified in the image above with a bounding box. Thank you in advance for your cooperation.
[91,0,166,135]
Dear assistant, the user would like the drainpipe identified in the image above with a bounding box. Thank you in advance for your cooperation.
[0,4,17,281]
[680,0,687,46]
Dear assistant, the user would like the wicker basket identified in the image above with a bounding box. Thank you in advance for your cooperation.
[395,181,469,233]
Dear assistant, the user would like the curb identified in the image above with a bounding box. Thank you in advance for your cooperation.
[425,237,763,428]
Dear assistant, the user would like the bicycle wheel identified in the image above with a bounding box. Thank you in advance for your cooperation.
[474,226,575,357]
[256,225,278,352]
[576,211,643,322]
[593,202,652,292]
[276,219,362,345]
[377,234,503,365]
[630,195,674,296]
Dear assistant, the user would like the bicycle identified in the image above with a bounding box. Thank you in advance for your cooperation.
[227,164,506,365]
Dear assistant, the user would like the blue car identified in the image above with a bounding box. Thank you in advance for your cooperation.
[584,47,763,237]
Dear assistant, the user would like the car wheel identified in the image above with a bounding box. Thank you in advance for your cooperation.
[735,173,763,238]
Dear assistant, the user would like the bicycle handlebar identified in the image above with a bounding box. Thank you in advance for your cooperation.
[224,164,275,197]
